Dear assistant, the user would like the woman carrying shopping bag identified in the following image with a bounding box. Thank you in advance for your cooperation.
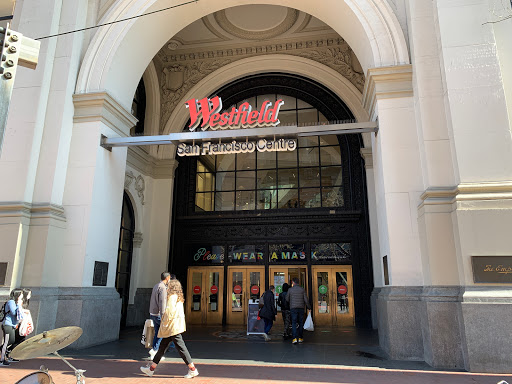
[1,289,24,366]
[140,278,199,379]
[10,289,34,354]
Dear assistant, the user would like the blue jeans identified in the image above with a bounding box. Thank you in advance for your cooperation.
[290,308,305,339]
[263,318,273,334]
[150,315,162,352]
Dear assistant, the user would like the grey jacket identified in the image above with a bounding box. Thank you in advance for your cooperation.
[149,281,167,316]
[286,285,311,310]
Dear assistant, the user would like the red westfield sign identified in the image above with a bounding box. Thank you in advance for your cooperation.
[185,96,284,131]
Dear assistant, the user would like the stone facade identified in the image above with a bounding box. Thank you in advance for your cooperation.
[0,0,511,372]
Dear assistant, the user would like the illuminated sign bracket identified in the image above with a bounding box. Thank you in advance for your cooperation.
[100,121,379,150]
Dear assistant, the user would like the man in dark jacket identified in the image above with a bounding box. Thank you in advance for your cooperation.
[277,283,292,339]
[286,277,311,344]
[259,285,277,341]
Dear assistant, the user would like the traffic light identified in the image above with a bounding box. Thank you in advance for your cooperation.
[0,23,40,155]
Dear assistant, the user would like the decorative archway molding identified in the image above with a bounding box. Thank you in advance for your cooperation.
[76,0,409,110]
[156,54,371,159]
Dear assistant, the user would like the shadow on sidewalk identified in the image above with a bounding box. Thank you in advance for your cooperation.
[54,325,435,371]
[3,358,512,384]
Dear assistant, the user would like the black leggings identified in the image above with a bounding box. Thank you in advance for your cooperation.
[153,333,192,366]
[1,325,15,361]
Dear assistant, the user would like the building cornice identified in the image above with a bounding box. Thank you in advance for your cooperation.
[419,182,512,208]
[73,92,138,137]
[127,147,178,179]
[360,147,373,169]
[0,202,66,222]
[362,65,413,120]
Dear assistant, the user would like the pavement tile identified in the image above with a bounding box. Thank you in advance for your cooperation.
[1,326,511,384]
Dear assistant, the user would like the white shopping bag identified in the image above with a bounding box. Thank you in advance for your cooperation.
[304,312,314,331]
[141,319,154,347]
[19,309,34,337]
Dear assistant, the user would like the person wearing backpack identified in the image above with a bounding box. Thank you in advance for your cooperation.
[1,289,24,366]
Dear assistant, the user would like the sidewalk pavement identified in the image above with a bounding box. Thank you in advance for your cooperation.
[2,326,511,384]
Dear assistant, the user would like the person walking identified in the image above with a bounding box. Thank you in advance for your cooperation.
[1,289,24,366]
[286,278,311,344]
[148,272,172,360]
[259,285,277,341]
[140,279,199,379]
[277,283,292,339]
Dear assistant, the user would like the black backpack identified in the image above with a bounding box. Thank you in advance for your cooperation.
[0,302,6,322]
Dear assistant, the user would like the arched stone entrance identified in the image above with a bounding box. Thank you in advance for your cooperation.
[76,0,409,106]
[71,0,420,359]
[6,0,511,374]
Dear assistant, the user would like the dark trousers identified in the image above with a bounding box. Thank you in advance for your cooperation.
[10,330,26,351]
[290,308,305,339]
[1,325,15,361]
[282,310,292,337]
[153,333,192,366]
[263,318,273,334]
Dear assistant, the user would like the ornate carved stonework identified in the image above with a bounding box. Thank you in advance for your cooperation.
[133,232,143,248]
[135,175,145,205]
[156,37,365,133]
[125,171,135,188]
[125,171,146,205]
[160,59,232,130]
[298,47,365,91]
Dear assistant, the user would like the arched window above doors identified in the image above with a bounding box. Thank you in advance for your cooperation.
[195,94,344,211]
[191,73,356,213]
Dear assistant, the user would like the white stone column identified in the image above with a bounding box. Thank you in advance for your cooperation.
[52,91,137,347]
[0,0,64,293]
[363,65,424,287]
[68,92,137,287]
[431,0,512,373]
[124,149,178,326]
[363,64,426,360]
[407,0,459,287]
[405,0,464,369]
[360,148,382,287]
[360,147,383,330]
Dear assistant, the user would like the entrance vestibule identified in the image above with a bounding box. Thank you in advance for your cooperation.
[312,266,354,326]
[226,266,265,325]
[269,266,308,311]
[186,267,224,325]
[172,74,372,330]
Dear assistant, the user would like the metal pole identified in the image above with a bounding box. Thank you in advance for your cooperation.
[53,351,87,384]
[0,24,40,156]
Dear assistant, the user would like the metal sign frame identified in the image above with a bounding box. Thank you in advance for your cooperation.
[100,121,378,150]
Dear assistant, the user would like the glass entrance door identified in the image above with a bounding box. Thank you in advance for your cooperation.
[312,266,354,326]
[226,267,264,325]
[269,266,308,312]
[186,267,223,325]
